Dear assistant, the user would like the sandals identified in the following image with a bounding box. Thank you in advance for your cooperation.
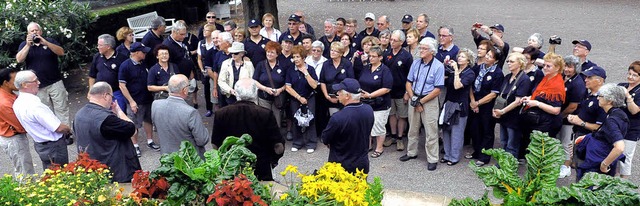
[371,150,384,158]
[447,161,459,166]
[440,158,448,163]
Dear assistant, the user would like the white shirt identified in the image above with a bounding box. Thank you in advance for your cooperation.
[259,27,282,42]
[13,92,63,143]
[305,56,328,78]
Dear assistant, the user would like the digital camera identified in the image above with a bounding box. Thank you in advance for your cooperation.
[32,34,41,44]
[410,95,421,107]
[549,36,562,45]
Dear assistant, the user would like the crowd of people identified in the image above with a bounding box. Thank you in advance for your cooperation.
[1,9,639,183]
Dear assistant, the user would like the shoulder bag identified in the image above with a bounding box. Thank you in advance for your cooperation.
[493,72,523,110]
[265,61,286,109]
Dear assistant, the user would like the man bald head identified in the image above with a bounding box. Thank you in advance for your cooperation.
[168,74,189,98]
[88,82,113,108]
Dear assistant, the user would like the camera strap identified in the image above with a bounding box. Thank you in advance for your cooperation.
[412,58,434,96]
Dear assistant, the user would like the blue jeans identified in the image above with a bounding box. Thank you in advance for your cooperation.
[500,125,521,158]
[443,116,468,163]
[113,90,128,114]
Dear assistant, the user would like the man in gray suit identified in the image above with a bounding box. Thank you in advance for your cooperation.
[152,74,209,158]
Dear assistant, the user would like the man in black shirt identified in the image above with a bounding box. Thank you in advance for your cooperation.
[198,11,225,40]
[472,23,509,69]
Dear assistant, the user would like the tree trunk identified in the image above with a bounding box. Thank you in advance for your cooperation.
[242,0,279,30]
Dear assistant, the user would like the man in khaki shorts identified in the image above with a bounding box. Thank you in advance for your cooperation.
[383,30,413,151]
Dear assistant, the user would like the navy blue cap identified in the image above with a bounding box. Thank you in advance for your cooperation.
[572,39,592,51]
[332,78,361,94]
[247,19,260,28]
[582,66,606,79]
[130,42,150,53]
[288,14,301,22]
[281,35,294,43]
[401,15,413,23]
[490,24,504,32]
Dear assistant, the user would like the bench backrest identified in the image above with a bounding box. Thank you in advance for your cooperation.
[127,11,159,31]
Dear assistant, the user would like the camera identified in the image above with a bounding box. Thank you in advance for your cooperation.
[549,36,561,45]
[410,95,421,107]
[32,34,41,44]
[473,23,483,28]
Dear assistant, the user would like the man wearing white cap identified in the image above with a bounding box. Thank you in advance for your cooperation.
[359,13,380,38]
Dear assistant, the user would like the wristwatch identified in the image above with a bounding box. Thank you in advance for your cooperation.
[580,122,586,127]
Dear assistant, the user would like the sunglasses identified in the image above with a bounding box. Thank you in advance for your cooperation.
[206,16,216,19]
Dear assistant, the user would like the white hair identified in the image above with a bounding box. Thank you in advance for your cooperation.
[14,70,35,89]
[234,79,257,102]
[219,32,233,44]
[419,37,438,54]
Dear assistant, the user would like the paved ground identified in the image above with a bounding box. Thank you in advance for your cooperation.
[2,0,640,203]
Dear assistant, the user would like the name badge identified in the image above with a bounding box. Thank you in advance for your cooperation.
[277,69,282,74]
[486,76,492,81]
[374,75,378,80]
[341,69,345,74]
[111,64,116,70]
[588,101,593,107]
[398,61,403,66]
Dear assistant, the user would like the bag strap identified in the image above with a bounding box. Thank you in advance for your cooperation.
[168,63,176,76]
[265,61,277,89]
[502,71,524,100]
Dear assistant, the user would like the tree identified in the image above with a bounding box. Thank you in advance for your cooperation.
[242,0,279,30]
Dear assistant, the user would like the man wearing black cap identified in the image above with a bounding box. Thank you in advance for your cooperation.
[118,42,159,157]
[572,39,598,71]
[321,78,374,174]
[471,23,510,69]
[244,19,270,66]
[359,13,380,39]
[279,14,304,45]
[401,15,414,34]
[88,34,129,112]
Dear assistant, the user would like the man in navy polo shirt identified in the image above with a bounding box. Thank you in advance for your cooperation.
[209,32,233,107]
[416,14,435,40]
[435,26,460,64]
[401,15,413,34]
[88,34,129,112]
[382,30,413,151]
[141,16,166,68]
[359,13,380,39]
[321,78,374,174]
[472,23,510,69]
[197,11,225,40]
[16,22,70,126]
[568,66,608,138]
[279,14,304,45]
[244,19,270,66]
[118,42,159,157]
[345,18,361,51]
[319,19,340,59]
[572,39,598,71]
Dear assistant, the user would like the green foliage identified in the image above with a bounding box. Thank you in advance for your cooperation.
[0,175,20,204]
[365,177,384,206]
[92,0,171,17]
[0,0,97,70]
[450,131,640,206]
[151,134,269,205]
[448,192,491,206]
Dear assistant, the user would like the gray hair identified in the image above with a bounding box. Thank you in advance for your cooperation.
[391,29,406,42]
[311,40,325,51]
[324,19,335,26]
[172,21,186,32]
[599,83,627,108]
[381,15,390,23]
[151,16,166,29]
[168,74,189,94]
[417,13,430,24]
[234,78,257,101]
[529,33,543,48]
[27,22,41,30]
[14,70,35,89]
[224,20,237,29]
[379,30,391,38]
[564,55,581,73]
[98,34,116,49]
[439,25,455,36]
[219,32,233,44]
[369,45,383,56]
[419,37,438,54]
[458,48,477,66]
[88,82,112,95]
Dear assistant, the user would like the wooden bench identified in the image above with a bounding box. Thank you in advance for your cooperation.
[127,11,175,40]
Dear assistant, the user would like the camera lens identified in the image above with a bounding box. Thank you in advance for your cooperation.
[33,36,41,44]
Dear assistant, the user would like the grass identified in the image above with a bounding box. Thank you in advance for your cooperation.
[91,0,171,17]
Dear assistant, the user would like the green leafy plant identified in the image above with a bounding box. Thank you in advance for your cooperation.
[449,192,491,206]
[206,174,268,206]
[0,0,97,70]
[450,131,640,206]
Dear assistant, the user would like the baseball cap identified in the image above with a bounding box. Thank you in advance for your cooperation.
[582,66,606,79]
[332,78,361,94]
[401,15,413,23]
[489,24,504,32]
[288,14,301,22]
[572,39,592,51]
[281,35,294,43]
[247,19,260,28]
[365,13,375,21]
[129,42,150,53]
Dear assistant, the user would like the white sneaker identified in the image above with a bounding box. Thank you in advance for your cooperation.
[306,149,315,153]
[559,165,571,178]
[291,148,299,152]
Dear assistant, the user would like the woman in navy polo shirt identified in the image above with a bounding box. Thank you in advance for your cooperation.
[147,45,177,99]
[285,45,319,153]
[557,55,586,178]
[575,83,627,180]
[379,30,391,53]
[618,61,640,178]
[253,41,288,127]
[339,33,355,62]
[320,42,354,115]
[465,47,503,166]
[492,52,531,159]
[522,46,545,92]
[353,36,380,79]
[358,46,392,158]
[441,48,476,165]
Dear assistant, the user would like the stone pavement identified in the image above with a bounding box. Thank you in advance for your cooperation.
[2,0,640,204]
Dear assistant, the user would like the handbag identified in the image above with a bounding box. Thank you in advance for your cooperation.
[493,72,524,110]
[154,63,176,100]
[265,61,286,109]
[520,107,542,125]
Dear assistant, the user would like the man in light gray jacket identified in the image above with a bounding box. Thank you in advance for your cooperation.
[152,74,209,158]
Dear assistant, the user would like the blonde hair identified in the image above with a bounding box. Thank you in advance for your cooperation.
[115,27,133,41]
[507,52,527,71]
[543,53,565,74]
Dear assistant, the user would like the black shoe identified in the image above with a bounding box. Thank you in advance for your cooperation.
[428,163,437,171]
[193,104,199,109]
[135,147,141,157]
[147,142,161,151]
[399,154,417,162]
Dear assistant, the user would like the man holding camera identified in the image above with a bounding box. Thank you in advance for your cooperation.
[16,22,70,127]
[471,23,509,69]
[399,37,445,171]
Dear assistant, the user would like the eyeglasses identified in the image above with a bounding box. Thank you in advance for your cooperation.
[311,49,321,52]
[628,72,640,78]
[506,60,516,63]
[25,78,39,84]
[439,34,452,38]
[206,16,216,19]
[105,93,114,98]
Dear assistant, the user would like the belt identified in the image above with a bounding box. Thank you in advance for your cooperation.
[36,138,62,145]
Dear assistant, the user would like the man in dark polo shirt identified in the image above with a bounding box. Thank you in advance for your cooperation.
[571,39,598,71]
[568,66,608,138]
[16,22,70,126]
[472,23,510,69]
[118,42,159,157]
[345,18,361,51]
[401,15,413,34]
[74,82,140,183]
[382,30,413,150]
[244,19,270,66]
[319,19,339,59]
[279,14,304,45]
[359,13,380,39]
[322,78,374,174]
[197,11,225,40]
[435,26,460,64]
[141,16,167,68]
[162,21,194,78]
[88,34,129,112]
[209,32,233,107]
[416,13,435,40]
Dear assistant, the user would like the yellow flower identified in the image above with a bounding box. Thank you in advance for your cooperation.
[97,195,106,202]
[280,193,289,200]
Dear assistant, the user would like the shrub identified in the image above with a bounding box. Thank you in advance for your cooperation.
[0,0,97,71]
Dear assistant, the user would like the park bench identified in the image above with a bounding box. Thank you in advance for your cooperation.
[127,11,175,40]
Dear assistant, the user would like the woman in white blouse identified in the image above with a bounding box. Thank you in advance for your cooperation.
[259,13,281,42]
